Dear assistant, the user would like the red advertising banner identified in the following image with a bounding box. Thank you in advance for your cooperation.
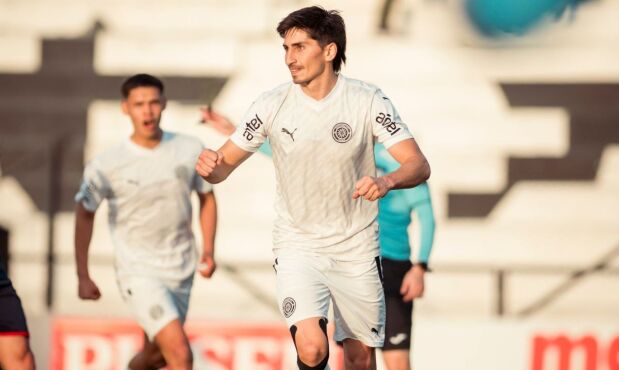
[51,317,344,370]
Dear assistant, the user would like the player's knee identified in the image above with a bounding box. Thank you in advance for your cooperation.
[344,351,372,370]
[297,341,328,367]
[290,318,329,369]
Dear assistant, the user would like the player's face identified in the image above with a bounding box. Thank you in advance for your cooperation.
[283,28,332,85]
[122,86,166,141]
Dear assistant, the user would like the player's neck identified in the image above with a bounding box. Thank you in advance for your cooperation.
[299,71,338,101]
[130,129,163,149]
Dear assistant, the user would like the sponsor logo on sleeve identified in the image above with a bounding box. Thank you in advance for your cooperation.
[375,112,401,136]
[243,114,263,141]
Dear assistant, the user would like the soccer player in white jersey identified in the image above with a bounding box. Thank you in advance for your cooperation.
[196,6,430,370]
[74,74,217,370]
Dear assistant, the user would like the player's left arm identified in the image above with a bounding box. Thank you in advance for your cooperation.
[400,185,436,301]
[353,139,430,201]
[197,190,217,278]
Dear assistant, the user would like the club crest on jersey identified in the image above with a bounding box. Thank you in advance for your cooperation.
[282,297,296,318]
[332,122,352,143]
[243,114,263,141]
[376,112,401,136]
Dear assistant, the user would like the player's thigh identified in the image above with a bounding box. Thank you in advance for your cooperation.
[117,276,185,341]
[382,258,413,351]
[342,338,377,369]
[0,335,34,370]
[153,319,191,359]
[274,253,331,327]
[329,257,385,348]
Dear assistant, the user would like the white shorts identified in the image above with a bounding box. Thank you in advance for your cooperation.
[117,275,193,340]
[274,250,385,348]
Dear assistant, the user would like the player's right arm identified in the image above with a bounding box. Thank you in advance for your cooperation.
[73,160,107,300]
[74,203,101,300]
[198,95,275,182]
[196,140,253,183]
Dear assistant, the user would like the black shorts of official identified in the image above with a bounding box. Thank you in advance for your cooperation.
[382,258,413,351]
[0,283,29,337]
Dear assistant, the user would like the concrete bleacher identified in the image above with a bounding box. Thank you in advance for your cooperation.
[1,0,618,328]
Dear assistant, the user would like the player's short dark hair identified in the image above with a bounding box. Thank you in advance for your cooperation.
[121,74,164,99]
[277,6,347,72]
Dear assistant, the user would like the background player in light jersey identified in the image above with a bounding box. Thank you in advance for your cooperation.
[0,264,36,370]
[196,6,430,370]
[201,111,436,370]
[374,144,435,370]
[74,74,217,370]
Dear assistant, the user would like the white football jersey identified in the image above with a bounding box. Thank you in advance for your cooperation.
[230,74,414,260]
[75,132,212,281]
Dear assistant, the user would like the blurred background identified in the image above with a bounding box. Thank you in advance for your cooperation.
[0,0,618,369]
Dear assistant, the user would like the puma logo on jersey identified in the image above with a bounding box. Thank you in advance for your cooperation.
[281,127,297,141]
[389,333,408,345]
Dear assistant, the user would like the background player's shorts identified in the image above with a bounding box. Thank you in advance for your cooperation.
[274,250,385,348]
[381,258,413,351]
[0,284,29,336]
[117,274,193,340]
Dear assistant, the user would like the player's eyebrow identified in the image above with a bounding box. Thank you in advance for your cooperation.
[283,41,305,49]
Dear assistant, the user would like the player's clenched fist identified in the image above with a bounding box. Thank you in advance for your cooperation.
[78,277,101,300]
[195,149,224,179]
[352,176,392,201]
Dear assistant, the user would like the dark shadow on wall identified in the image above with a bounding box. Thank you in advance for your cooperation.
[449,83,619,218]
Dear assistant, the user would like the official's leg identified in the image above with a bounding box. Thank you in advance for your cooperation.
[381,258,413,370]
[382,350,410,370]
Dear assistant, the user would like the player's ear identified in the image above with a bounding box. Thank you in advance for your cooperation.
[160,95,167,110]
[324,42,337,63]
[121,99,129,115]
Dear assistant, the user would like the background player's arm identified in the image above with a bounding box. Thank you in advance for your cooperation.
[400,185,436,301]
[196,140,253,183]
[74,203,101,300]
[197,191,217,278]
[353,139,430,201]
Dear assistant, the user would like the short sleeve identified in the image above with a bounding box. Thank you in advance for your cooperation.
[74,160,109,212]
[229,98,270,152]
[371,90,414,148]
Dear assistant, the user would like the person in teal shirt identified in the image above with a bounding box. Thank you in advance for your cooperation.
[201,109,435,370]
[374,143,435,370]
